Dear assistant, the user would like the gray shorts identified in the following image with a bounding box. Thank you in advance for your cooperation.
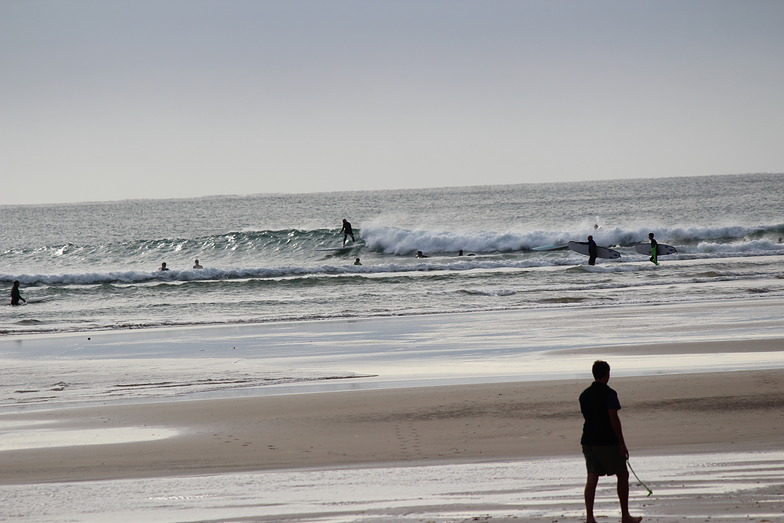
[582,444,627,476]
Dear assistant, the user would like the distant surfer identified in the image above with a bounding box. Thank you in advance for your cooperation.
[354,258,362,265]
[341,219,355,246]
[193,259,203,269]
[416,251,428,258]
[458,249,464,256]
[587,235,597,266]
[10,280,26,306]
[648,233,659,265]
[158,262,170,271]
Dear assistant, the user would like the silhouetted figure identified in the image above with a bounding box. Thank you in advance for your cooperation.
[580,360,641,523]
[10,280,26,306]
[587,235,597,266]
[341,219,355,246]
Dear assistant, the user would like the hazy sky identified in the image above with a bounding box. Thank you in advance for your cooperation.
[2,0,783,205]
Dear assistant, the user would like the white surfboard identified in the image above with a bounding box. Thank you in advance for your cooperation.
[634,243,677,256]
[531,244,569,251]
[25,296,55,304]
[567,241,621,260]
[316,245,354,253]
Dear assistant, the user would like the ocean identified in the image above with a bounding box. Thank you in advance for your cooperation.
[2,173,782,335]
[1,173,784,408]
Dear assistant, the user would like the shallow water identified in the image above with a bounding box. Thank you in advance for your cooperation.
[2,450,782,522]
[2,297,782,409]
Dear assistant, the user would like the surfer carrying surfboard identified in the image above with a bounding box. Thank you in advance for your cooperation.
[587,235,597,265]
[341,219,355,246]
[10,280,26,306]
[648,233,659,265]
[568,239,621,263]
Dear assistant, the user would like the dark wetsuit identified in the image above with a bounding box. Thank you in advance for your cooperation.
[341,221,355,245]
[11,286,23,306]
[587,238,597,266]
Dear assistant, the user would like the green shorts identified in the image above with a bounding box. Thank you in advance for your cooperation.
[582,444,627,476]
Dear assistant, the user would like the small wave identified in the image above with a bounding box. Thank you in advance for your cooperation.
[459,289,517,297]
[16,319,45,325]
[541,297,587,304]
[695,271,722,278]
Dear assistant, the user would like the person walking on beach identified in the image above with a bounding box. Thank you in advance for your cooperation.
[10,280,26,306]
[647,233,659,266]
[587,235,597,266]
[580,360,642,523]
[341,219,355,246]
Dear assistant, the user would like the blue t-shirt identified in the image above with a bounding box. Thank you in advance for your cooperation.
[579,381,621,445]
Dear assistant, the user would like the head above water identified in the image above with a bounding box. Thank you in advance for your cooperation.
[592,360,610,381]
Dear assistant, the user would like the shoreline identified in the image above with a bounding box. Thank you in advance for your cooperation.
[3,299,783,412]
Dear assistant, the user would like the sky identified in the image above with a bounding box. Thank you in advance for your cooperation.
[1,0,783,205]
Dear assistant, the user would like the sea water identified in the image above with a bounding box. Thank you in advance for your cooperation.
[1,174,783,407]
[2,173,782,335]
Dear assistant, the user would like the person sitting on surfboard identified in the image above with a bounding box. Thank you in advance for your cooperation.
[341,219,355,246]
[648,233,659,266]
[193,259,203,269]
[10,280,26,306]
[587,235,597,266]
[158,262,170,271]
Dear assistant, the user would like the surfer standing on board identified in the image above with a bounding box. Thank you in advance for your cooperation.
[648,233,659,265]
[580,360,642,523]
[587,235,597,266]
[10,280,26,306]
[341,219,355,246]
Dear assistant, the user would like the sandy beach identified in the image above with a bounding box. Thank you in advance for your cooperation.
[2,350,784,521]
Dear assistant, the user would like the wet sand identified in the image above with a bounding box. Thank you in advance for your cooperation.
[1,367,784,521]
[1,330,784,521]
